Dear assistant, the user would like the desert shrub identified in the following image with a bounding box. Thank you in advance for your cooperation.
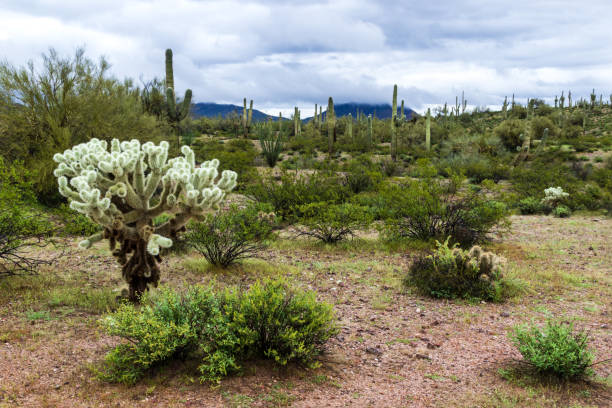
[439,155,510,183]
[297,202,373,243]
[382,169,509,246]
[185,204,275,268]
[97,286,226,385]
[99,278,337,384]
[215,278,338,375]
[258,123,284,167]
[568,110,585,126]
[405,238,508,301]
[192,138,257,187]
[343,165,382,194]
[380,158,399,177]
[494,119,525,150]
[531,116,558,140]
[54,203,101,236]
[0,159,55,276]
[510,320,594,379]
[553,205,571,218]
[247,171,349,221]
[517,197,544,215]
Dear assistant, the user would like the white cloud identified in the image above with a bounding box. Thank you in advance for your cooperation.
[1,0,611,114]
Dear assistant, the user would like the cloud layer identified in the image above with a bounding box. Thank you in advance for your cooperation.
[2,0,611,114]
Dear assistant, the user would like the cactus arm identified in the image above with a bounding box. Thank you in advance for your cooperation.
[165,49,174,91]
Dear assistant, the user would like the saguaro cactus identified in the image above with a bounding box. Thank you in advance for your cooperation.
[242,98,253,137]
[165,49,192,149]
[53,139,237,301]
[391,84,398,160]
[346,113,353,141]
[367,114,373,148]
[294,107,301,137]
[327,97,335,155]
[502,96,508,118]
[425,108,431,151]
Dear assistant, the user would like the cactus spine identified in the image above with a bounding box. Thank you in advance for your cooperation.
[327,97,335,155]
[425,108,431,151]
[391,84,398,160]
[165,49,192,149]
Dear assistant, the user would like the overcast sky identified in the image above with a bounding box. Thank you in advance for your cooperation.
[1,0,611,116]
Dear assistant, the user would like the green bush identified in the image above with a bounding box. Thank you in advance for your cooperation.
[98,278,337,384]
[185,203,275,268]
[494,119,525,150]
[510,320,594,379]
[247,171,350,221]
[97,286,227,384]
[553,205,571,218]
[343,165,382,194]
[192,138,258,187]
[382,169,509,246]
[405,238,509,301]
[258,123,284,168]
[55,204,101,236]
[517,197,544,215]
[297,202,373,243]
[0,158,55,276]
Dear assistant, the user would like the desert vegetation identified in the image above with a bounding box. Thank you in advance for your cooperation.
[0,47,610,407]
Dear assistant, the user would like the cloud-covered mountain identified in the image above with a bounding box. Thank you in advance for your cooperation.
[191,102,417,121]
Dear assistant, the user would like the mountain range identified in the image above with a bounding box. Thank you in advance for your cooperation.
[190,102,417,122]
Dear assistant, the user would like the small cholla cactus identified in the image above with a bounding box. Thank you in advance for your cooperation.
[541,186,569,208]
[53,138,237,301]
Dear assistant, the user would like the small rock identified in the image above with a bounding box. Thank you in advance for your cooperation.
[589,246,594,250]
[416,308,421,313]
[601,324,609,329]
[415,353,431,360]
[365,347,383,356]
[500,312,510,318]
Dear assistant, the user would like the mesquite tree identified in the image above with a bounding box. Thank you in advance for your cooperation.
[53,138,237,301]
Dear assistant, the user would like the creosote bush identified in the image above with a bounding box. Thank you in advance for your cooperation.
[510,320,595,379]
[382,165,509,246]
[405,238,510,301]
[297,202,373,243]
[185,203,275,268]
[98,278,337,384]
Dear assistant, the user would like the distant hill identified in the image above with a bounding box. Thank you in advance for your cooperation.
[190,103,278,121]
[191,102,417,122]
[311,102,417,121]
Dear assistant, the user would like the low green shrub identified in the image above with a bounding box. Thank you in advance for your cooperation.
[247,171,350,221]
[553,205,571,218]
[297,202,373,243]
[382,169,509,246]
[185,203,275,268]
[0,158,55,276]
[494,119,525,150]
[517,197,544,215]
[55,203,101,236]
[98,278,337,384]
[343,165,382,194]
[510,320,594,379]
[405,238,510,301]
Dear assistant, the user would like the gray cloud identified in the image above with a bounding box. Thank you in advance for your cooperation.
[1,0,611,114]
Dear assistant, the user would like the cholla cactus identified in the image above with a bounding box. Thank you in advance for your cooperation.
[53,138,237,301]
[541,186,569,208]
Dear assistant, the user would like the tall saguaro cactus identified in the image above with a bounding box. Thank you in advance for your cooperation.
[165,49,192,149]
[502,96,508,118]
[327,97,335,155]
[294,107,301,137]
[347,113,353,142]
[242,98,253,137]
[391,84,398,160]
[53,139,237,301]
[425,108,431,151]
[367,114,373,148]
